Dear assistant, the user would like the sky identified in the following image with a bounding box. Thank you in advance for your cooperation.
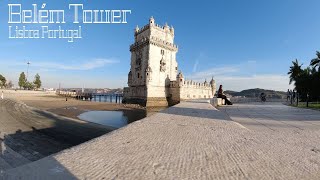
[1,0,320,91]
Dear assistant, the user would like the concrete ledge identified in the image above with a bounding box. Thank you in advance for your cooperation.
[210,97,230,106]
[210,97,223,106]
[123,97,169,107]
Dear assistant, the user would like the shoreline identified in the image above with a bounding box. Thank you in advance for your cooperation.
[2,89,161,124]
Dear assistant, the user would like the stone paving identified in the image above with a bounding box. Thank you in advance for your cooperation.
[1,101,320,179]
[219,102,320,131]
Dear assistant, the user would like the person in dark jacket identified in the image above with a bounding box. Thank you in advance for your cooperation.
[217,85,232,105]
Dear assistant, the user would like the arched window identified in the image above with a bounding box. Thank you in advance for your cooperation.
[137,73,140,78]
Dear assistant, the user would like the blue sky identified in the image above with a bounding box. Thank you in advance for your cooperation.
[1,0,320,91]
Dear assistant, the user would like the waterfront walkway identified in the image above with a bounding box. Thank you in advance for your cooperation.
[1,101,320,179]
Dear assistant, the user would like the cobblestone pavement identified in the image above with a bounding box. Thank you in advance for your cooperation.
[219,102,320,131]
[1,101,320,179]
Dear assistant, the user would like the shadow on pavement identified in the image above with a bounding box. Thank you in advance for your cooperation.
[159,106,233,121]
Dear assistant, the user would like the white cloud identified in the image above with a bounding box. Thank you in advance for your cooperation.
[189,66,239,79]
[214,74,293,92]
[40,74,127,89]
[0,58,122,88]
[247,60,257,63]
[26,58,119,70]
[186,62,292,91]
[192,60,199,73]
[192,52,208,73]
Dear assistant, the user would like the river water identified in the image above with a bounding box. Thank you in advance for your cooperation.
[77,107,166,129]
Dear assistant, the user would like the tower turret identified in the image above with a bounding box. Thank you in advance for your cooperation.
[204,79,208,86]
[164,22,170,32]
[210,77,216,96]
[135,25,139,33]
[177,71,184,86]
[149,16,155,26]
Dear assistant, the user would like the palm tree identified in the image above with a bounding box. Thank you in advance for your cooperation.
[288,59,303,84]
[310,51,320,72]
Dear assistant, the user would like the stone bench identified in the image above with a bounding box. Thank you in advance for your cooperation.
[210,97,230,106]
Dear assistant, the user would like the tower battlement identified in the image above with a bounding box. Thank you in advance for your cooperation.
[134,17,175,37]
[134,17,175,45]
[130,36,178,52]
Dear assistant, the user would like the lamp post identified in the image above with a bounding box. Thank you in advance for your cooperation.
[26,61,31,81]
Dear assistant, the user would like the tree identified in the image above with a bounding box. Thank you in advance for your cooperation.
[6,80,13,89]
[33,73,41,89]
[287,59,303,85]
[0,74,6,88]
[288,53,320,102]
[18,72,26,89]
[24,81,34,90]
[310,51,320,71]
[295,67,312,101]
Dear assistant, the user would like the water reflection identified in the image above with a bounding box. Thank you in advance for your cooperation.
[78,111,128,129]
[78,107,166,129]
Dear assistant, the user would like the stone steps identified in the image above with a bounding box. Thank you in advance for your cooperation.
[0,156,12,171]
[0,141,31,170]
[0,98,111,172]
[0,99,64,171]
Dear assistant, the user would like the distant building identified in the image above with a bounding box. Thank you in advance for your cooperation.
[123,17,216,107]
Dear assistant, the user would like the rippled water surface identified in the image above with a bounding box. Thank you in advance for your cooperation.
[78,111,129,129]
[78,107,166,129]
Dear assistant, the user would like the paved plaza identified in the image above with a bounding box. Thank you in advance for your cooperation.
[1,100,320,179]
[219,102,320,131]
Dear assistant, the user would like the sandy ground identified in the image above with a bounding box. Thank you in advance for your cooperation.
[2,89,148,121]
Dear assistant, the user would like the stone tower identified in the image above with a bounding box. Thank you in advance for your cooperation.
[123,17,178,106]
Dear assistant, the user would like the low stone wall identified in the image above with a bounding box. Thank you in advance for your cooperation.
[210,97,228,106]
[146,97,169,107]
[230,97,285,103]
[122,97,147,106]
[122,97,169,107]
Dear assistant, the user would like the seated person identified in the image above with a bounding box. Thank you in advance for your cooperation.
[217,85,232,105]
[260,92,266,102]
